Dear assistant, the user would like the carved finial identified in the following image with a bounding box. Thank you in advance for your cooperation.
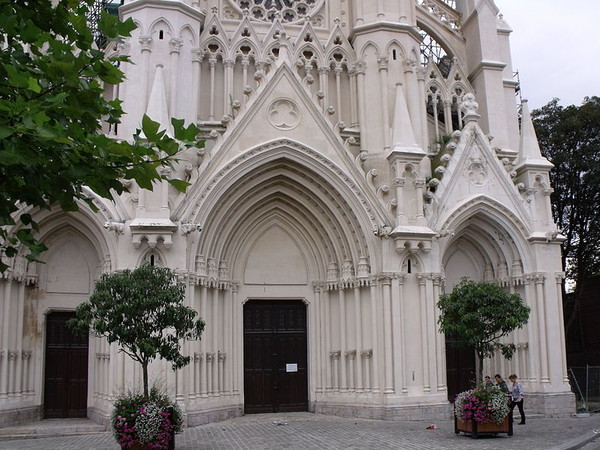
[460,93,480,123]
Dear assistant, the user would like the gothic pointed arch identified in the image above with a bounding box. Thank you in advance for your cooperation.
[185,140,383,281]
[439,195,532,288]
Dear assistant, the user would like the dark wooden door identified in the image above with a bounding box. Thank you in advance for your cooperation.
[445,336,476,402]
[44,311,89,418]
[244,300,308,413]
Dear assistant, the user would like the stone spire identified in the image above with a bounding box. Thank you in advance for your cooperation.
[390,83,424,158]
[145,64,173,136]
[516,99,552,169]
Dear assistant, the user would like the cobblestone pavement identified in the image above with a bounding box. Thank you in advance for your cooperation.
[0,412,599,450]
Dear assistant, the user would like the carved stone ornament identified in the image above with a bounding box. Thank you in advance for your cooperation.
[267,98,301,130]
[467,158,488,186]
[229,0,324,23]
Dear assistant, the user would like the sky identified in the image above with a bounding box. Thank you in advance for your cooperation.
[494,0,600,110]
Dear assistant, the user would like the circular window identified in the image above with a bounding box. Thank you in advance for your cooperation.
[230,0,324,23]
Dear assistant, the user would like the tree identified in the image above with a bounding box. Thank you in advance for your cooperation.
[437,280,530,385]
[532,97,600,333]
[68,265,205,397]
[0,0,202,271]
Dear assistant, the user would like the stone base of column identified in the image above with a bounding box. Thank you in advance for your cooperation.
[314,401,451,421]
[186,403,244,426]
[0,405,41,427]
[526,391,576,417]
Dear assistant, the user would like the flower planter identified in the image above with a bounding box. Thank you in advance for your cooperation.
[454,413,513,438]
[124,432,174,450]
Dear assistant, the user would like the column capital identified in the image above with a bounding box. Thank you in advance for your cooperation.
[139,36,153,51]
[377,57,389,71]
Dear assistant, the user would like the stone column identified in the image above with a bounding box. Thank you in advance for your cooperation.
[224,59,235,116]
[393,175,406,226]
[139,36,153,111]
[380,275,394,393]
[168,38,183,117]
[369,282,380,393]
[1,280,13,398]
[325,288,333,391]
[535,274,550,383]
[330,351,340,391]
[353,0,364,26]
[212,288,219,395]
[392,275,407,393]
[355,61,368,152]
[346,350,356,390]
[313,283,323,393]
[555,273,569,384]
[191,49,203,121]
[523,276,538,383]
[418,275,430,392]
[378,57,391,150]
[199,285,208,397]
[318,66,329,114]
[334,63,343,124]
[14,282,25,397]
[208,55,217,120]
[432,275,446,392]
[339,288,347,391]
[349,66,358,127]
[232,282,240,395]
[353,285,363,391]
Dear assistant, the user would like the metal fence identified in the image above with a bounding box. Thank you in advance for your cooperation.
[569,366,600,412]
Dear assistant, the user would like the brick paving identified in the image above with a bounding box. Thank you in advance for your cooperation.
[0,412,599,450]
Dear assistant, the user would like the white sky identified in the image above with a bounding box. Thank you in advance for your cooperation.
[494,0,600,109]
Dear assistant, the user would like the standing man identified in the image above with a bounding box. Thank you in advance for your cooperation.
[494,373,509,394]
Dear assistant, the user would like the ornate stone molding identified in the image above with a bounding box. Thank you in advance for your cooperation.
[180,221,203,235]
[104,221,125,235]
[360,349,373,359]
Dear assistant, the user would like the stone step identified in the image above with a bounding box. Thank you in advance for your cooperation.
[0,418,106,441]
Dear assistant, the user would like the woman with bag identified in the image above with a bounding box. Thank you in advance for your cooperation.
[509,374,526,425]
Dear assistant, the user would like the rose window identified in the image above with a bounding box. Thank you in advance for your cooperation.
[232,0,322,23]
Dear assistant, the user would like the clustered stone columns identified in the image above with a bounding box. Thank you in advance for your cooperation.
[0,258,37,402]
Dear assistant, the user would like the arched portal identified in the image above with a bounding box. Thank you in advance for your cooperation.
[182,142,379,419]
[441,204,530,400]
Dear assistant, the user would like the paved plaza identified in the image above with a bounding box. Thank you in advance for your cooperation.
[0,412,599,450]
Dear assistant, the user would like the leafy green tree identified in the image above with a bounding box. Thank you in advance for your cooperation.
[0,0,202,270]
[532,97,600,333]
[437,280,530,384]
[69,265,205,397]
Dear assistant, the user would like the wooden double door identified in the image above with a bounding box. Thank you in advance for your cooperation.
[243,300,308,413]
[44,312,89,418]
[445,336,476,401]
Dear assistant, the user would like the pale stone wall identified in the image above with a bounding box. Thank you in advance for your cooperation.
[0,0,575,426]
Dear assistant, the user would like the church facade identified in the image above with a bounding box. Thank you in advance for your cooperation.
[0,0,574,426]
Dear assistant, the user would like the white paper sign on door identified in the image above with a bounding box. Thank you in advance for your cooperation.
[286,363,298,372]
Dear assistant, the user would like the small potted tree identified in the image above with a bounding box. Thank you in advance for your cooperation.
[69,265,205,449]
[437,279,530,438]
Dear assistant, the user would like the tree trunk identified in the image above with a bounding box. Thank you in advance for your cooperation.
[477,353,484,385]
[142,362,149,398]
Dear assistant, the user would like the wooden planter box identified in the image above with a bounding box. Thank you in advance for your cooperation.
[455,413,513,438]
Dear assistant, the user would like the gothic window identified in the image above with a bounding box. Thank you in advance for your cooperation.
[230,0,323,23]
[142,251,163,267]
[417,26,452,77]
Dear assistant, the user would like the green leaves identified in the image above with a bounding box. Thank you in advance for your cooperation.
[69,265,205,396]
[0,0,204,271]
[437,279,530,383]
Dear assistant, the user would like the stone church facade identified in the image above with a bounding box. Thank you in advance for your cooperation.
[0,0,574,426]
